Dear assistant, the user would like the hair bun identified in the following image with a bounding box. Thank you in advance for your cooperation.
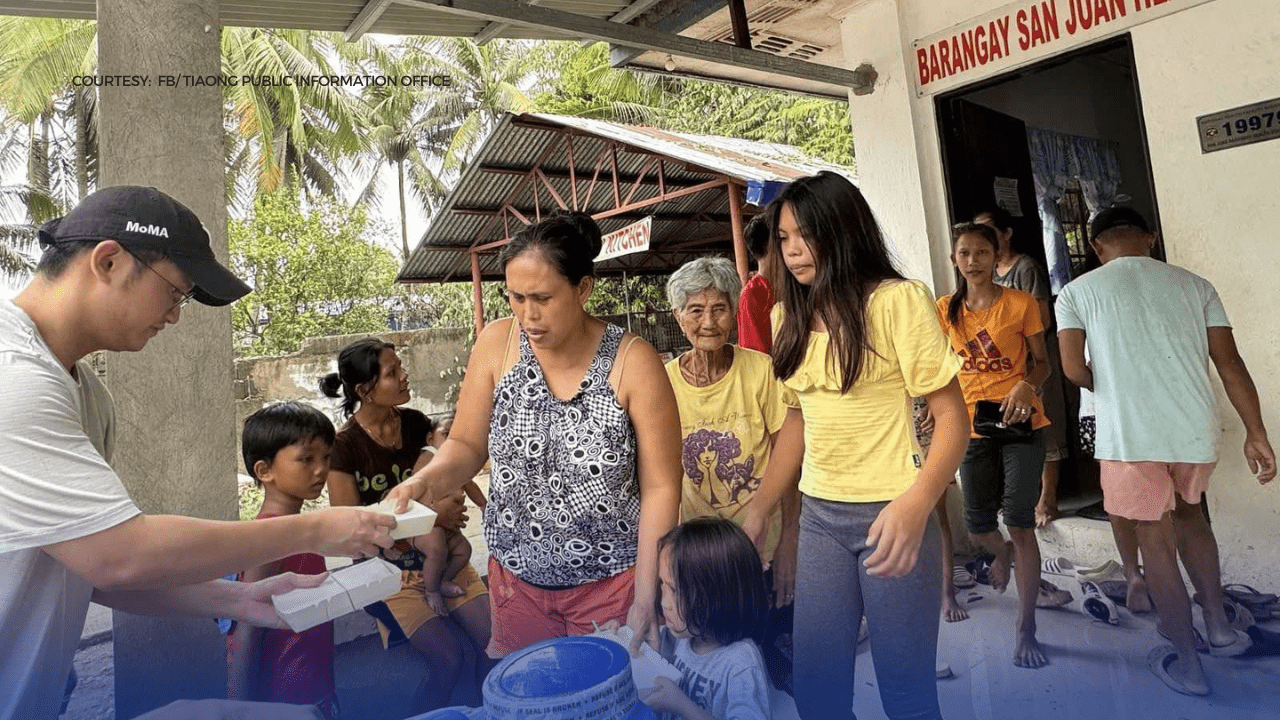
[557,211,603,259]
[319,372,343,398]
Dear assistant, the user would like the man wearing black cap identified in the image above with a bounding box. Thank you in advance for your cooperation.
[0,186,397,720]
[1055,207,1275,697]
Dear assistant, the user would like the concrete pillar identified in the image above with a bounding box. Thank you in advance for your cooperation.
[97,1,235,716]
[838,0,950,292]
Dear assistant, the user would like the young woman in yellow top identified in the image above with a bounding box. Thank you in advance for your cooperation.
[744,172,969,720]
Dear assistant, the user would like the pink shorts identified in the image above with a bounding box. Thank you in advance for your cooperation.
[1099,460,1215,521]
[486,557,635,658]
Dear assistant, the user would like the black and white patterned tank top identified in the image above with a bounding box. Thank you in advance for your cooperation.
[485,322,640,587]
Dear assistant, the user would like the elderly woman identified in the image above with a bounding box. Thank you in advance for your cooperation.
[664,256,800,692]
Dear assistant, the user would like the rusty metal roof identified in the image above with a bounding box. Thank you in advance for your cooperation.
[398,111,854,283]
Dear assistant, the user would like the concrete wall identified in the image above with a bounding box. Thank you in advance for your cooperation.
[839,0,1280,584]
[235,328,472,471]
[1130,0,1280,585]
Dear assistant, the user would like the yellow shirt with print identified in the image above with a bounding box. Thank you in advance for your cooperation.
[665,346,788,557]
[772,279,962,503]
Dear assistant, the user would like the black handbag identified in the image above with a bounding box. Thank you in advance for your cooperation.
[972,400,1034,441]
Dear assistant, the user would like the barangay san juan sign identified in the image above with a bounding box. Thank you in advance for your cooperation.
[912,0,1217,96]
[595,216,652,262]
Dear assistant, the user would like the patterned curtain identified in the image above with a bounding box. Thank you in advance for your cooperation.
[1026,127,1122,293]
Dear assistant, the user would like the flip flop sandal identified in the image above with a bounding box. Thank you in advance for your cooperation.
[1076,560,1126,582]
[1194,593,1257,631]
[1036,579,1073,608]
[1223,583,1278,606]
[965,558,993,586]
[935,662,954,680]
[1157,624,1209,653]
[1208,629,1253,658]
[1240,625,1280,658]
[1147,645,1210,696]
[1081,581,1119,625]
[952,565,977,589]
[1096,579,1129,606]
[1041,556,1078,576]
[1223,584,1278,620]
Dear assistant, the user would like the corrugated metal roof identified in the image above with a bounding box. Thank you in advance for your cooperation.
[398,111,854,283]
[0,1,634,34]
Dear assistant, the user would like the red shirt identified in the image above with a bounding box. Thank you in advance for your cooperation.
[737,274,775,354]
[228,512,337,714]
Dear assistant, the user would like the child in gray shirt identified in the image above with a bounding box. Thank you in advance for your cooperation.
[643,518,771,720]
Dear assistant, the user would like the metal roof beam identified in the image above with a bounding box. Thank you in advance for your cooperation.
[396,0,870,91]
[609,0,665,25]
[345,0,394,41]
[478,163,705,189]
[472,0,544,45]
[452,207,733,223]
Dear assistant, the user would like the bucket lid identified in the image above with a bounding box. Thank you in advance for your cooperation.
[484,636,639,720]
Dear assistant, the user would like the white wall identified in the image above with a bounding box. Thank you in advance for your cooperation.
[1130,0,1280,585]
[837,0,939,288]
[842,0,1280,584]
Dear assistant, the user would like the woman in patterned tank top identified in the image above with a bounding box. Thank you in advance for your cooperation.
[388,212,682,659]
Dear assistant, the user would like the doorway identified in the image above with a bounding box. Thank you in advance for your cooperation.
[934,35,1162,514]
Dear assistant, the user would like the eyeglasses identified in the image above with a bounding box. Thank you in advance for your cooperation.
[124,248,195,309]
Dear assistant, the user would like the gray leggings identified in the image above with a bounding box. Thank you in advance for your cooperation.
[793,495,943,720]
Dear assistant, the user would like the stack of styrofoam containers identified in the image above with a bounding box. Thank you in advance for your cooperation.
[370,498,438,539]
[272,557,402,632]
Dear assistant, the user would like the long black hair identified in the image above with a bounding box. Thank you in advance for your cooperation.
[768,172,904,394]
[658,517,768,646]
[946,223,1001,326]
[319,338,395,417]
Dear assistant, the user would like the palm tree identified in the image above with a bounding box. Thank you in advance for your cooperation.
[222,27,372,212]
[0,17,98,208]
[409,36,542,174]
[0,119,61,281]
[349,40,452,260]
[0,17,374,217]
[350,36,543,260]
[533,42,667,124]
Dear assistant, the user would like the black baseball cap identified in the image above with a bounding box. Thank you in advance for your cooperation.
[1090,206,1150,240]
[37,185,251,306]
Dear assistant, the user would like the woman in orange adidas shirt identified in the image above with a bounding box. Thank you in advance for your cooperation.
[937,221,1053,670]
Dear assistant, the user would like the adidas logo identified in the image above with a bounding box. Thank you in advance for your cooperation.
[960,327,1014,373]
[125,220,169,238]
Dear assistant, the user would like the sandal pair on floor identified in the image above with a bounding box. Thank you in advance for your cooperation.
[1042,556,1126,582]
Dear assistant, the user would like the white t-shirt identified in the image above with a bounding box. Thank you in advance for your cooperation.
[1056,257,1230,463]
[0,300,139,720]
[659,628,770,720]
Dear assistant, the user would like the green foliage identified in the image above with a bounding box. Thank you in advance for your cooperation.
[586,275,671,317]
[230,187,399,356]
[534,43,667,124]
[534,42,854,168]
[661,81,854,167]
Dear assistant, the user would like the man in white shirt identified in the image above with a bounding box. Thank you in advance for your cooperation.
[1056,207,1275,697]
[0,186,397,720]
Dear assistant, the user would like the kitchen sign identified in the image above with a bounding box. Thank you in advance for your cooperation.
[913,0,1217,96]
[595,216,652,262]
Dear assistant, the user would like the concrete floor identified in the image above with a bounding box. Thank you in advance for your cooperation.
[60,480,1280,719]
